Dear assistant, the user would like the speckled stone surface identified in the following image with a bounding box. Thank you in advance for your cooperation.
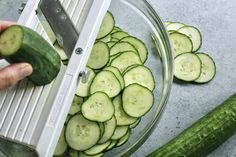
[1,0,236,157]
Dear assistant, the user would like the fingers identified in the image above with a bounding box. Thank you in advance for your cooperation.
[0,63,33,90]
[0,20,15,32]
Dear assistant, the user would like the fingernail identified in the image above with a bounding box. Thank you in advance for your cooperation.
[19,63,33,79]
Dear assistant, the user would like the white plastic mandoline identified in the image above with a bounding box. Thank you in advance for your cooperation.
[0,0,111,156]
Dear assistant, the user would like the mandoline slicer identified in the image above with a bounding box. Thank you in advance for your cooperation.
[0,0,111,156]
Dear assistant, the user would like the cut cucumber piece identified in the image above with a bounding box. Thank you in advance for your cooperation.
[65,114,100,151]
[167,22,185,31]
[54,42,68,61]
[78,152,103,157]
[122,84,154,118]
[194,53,216,83]
[76,67,96,97]
[87,41,109,70]
[99,122,105,139]
[106,140,118,151]
[111,126,129,140]
[147,93,236,157]
[121,36,148,63]
[103,66,125,89]
[178,26,202,52]
[122,64,139,75]
[116,129,131,147]
[65,115,71,124]
[0,25,61,85]
[68,96,83,115]
[90,70,121,98]
[174,52,202,82]
[97,12,115,39]
[53,126,67,156]
[129,118,141,128]
[99,34,111,43]
[107,41,117,48]
[111,31,129,40]
[84,141,111,155]
[170,32,193,57]
[81,92,114,122]
[123,65,155,91]
[111,37,120,42]
[110,41,138,56]
[113,95,137,126]
[98,116,117,144]
[68,149,78,157]
[110,51,142,73]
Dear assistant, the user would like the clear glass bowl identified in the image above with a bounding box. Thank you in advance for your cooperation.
[105,0,174,156]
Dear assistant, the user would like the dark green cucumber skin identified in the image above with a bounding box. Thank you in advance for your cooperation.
[4,25,61,85]
[148,93,236,157]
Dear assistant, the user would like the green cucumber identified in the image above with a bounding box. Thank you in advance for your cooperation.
[174,52,202,82]
[110,41,138,56]
[97,12,115,39]
[81,92,114,122]
[116,129,131,147]
[68,96,83,115]
[84,141,111,155]
[148,93,236,157]
[121,36,148,63]
[169,32,193,57]
[65,114,100,151]
[166,22,185,31]
[111,31,129,40]
[103,66,125,89]
[113,95,137,126]
[0,25,61,85]
[87,41,109,70]
[194,53,216,84]
[53,126,67,156]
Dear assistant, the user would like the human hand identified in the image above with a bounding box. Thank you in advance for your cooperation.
[0,21,33,90]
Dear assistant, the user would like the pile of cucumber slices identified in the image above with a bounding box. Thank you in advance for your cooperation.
[53,12,155,157]
[165,22,216,83]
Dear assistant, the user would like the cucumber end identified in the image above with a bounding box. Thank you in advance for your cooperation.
[0,25,23,56]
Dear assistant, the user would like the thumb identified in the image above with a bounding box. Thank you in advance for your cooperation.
[0,63,33,90]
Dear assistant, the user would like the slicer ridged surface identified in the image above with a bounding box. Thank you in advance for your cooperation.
[0,0,95,148]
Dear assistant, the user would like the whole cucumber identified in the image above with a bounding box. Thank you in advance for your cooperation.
[148,93,236,157]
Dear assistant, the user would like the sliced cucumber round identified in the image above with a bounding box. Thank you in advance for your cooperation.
[78,152,104,157]
[106,140,118,151]
[116,129,131,147]
[129,118,141,128]
[98,116,117,144]
[111,31,129,40]
[68,149,78,157]
[65,114,100,151]
[90,70,121,98]
[170,32,193,57]
[122,84,154,118]
[178,26,202,52]
[97,12,115,39]
[76,67,96,97]
[107,41,117,48]
[113,95,137,126]
[84,141,111,155]
[111,126,129,140]
[121,36,148,63]
[103,66,125,89]
[110,51,142,73]
[110,41,138,56]
[99,34,111,43]
[87,41,109,70]
[167,22,185,31]
[174,52,202,81]
[53,42,68,61]
[123,65,155,91]
[81,92,114,122]
[194,53,216,83]
[68,96,83,115]
[53,126,67,156]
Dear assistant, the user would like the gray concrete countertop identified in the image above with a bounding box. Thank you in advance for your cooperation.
[1,0,236,157]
